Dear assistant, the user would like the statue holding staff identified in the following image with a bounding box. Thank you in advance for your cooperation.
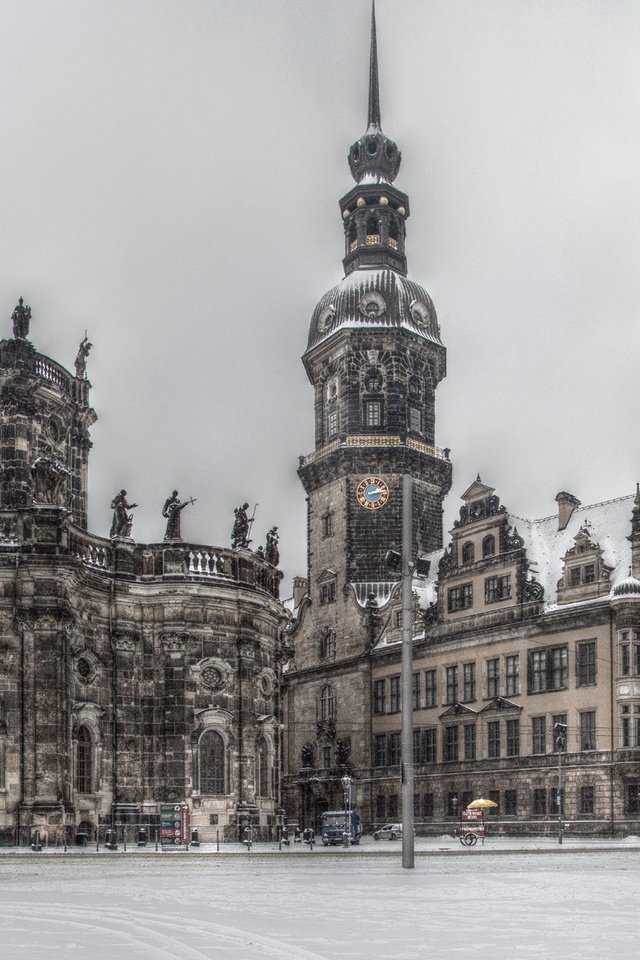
[162,490,196,541]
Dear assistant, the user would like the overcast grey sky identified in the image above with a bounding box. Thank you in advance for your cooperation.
[2,0,640,595]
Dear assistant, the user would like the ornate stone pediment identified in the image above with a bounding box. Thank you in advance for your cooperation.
[438,701,478,720]
[480,696,522,714]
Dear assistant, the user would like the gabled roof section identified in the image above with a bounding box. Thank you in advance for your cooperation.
[460,477,495,503]
[514,494,634,608]
[317,568,337,584]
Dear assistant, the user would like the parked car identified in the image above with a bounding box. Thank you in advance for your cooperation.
[373,823,402,841]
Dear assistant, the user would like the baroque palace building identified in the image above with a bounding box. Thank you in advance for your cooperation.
[281,7,640,836]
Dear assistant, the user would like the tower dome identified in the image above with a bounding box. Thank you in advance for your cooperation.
[612,574,640,599]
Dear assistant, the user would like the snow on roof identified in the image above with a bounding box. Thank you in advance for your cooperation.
[512,494,634,608]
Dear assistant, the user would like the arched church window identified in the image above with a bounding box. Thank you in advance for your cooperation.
[256,737,269,797]
[200,730,226,795]
[320,684,336,720]
[365,367,383,393]
[320,628,336,660]
[483,535,496,558]
[462,541,475,564]
[75,725,92,794]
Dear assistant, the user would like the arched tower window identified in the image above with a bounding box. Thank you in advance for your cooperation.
[75,725,93,794]
[256,737,269,797]
[325,379,339,439]
[365,217,379,243]
[200,730,226,795]
[483,535,496,558]
[462,541,475,564]
[320,684,336,720]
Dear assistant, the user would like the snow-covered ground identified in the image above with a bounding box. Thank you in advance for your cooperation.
[1,838,638,959]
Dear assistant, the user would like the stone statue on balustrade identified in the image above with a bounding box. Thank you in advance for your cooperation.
[162,490,196,541]
[74,336,92,379]
[110,489,138,539]
[11,297,31,340]
[231,502,254,549]
[264,525,280,567]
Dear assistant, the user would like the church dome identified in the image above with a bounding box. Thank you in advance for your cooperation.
[305,268,442,354]
[612,575,640,599]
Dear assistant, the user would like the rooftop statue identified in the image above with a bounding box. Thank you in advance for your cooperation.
[162,490,196,541]
[110,489,138,539]
[265,525,280,567]
[11,297,31,340]
[74,336,92,379]
[231,502,255,549]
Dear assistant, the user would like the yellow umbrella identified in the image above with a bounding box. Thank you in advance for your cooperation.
[467,798,498,809]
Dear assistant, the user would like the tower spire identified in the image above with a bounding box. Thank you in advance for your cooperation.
[348,2,400,184]
[368,1,381,130]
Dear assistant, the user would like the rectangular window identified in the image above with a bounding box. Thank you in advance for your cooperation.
[580,711,596,751]
[323,746,332,768]
[532,716,546,754]
[504,790,517,817]
[528,646,568,693]
[583,563,596,583]
[626,783,640,815]
[464,724,476,761]
[422,793,434,818]
[375,794,386,820]
[579,785,595,816]
[409,406,422,433]
[485,575,511,603]
[506,718,520,757]
[328,410,338,436]
[412,672,420,710]
[463,662,476,702]
[444,725,459,762]
[486,658,500,698]
[424,728,437,764]
[570,567,581,586]
[576,640,597,686]
[425,670,437,708]
[413,729,423,765]
[487,720,500,759]
[532,788,547,815]
[530,650,547,693]
[505,655,520,696]
[413,793,421,818]
[447,584,473,612]
[389,675,401,713]
[446,665,458,705]
[387,795,399,819]
[322,513,334,537]
[551,646,568,690]
[373,679,386,715]
[365,401,381,427]
[388,732,401,766]
[374,734,387,767]
[319,581,336,604]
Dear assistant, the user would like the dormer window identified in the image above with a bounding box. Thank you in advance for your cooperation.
[461,541,475,564]
[482,535,495,558]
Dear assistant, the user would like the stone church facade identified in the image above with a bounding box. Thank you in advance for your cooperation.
[281,10,640,836]
[0,306,286,845]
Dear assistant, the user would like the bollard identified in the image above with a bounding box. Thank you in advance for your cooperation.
[137,828,147,848]
[105,828,118,851]
[30,830,42,852]
[190,828,200,848]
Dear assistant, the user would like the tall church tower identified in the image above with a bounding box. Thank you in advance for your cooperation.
[299,5,452,600]
[284,4,452,825]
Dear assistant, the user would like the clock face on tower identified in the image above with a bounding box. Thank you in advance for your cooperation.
[356,476,390,510]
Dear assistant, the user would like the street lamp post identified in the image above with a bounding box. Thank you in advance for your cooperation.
[555,722,567,845]
[342,775,352,848]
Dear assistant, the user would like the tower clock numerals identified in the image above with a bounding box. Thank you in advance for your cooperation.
[356,476,390,510]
